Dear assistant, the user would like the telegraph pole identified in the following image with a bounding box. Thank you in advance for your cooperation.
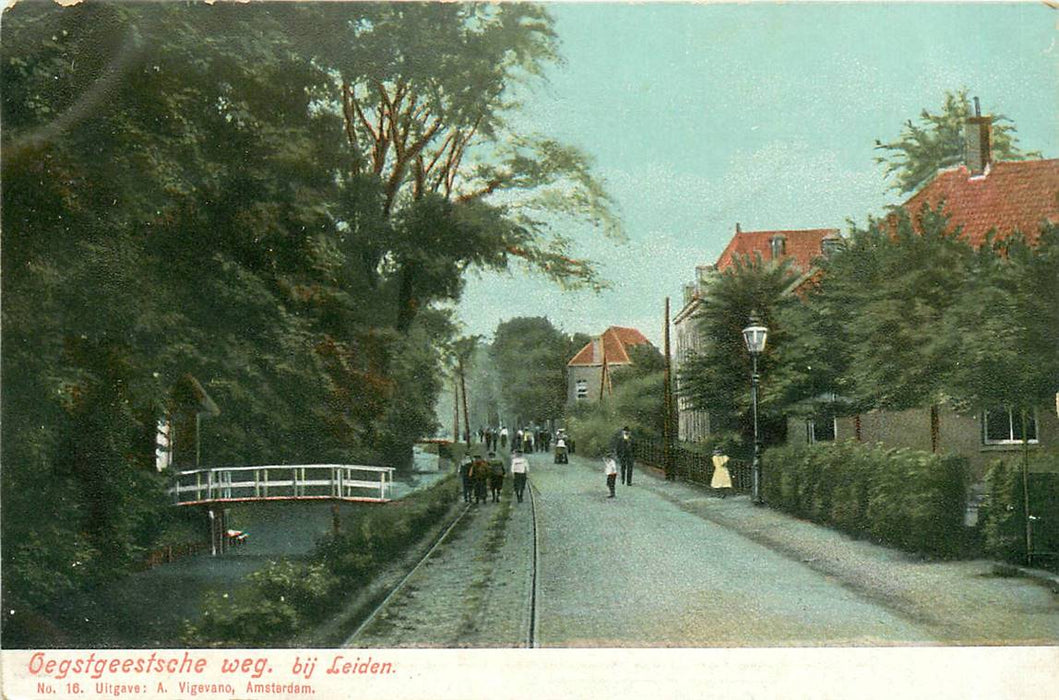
[663,297,675,481]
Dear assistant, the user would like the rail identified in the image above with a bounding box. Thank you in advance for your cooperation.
[169,464,396,505]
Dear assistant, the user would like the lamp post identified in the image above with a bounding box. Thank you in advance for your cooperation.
[742,314,768,505]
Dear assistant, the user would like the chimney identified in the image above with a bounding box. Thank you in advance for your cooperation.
[592,336,602,363]
[695,264,714,284]
[965,96,992,176]
[735,222,742,234]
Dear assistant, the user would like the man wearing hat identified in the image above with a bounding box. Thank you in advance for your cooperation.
[614,426,635,486]
[510,448,529,503]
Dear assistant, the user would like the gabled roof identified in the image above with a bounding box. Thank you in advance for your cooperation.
[900,159,1059,248]
[568,326,651,367]
[715,228,839,273]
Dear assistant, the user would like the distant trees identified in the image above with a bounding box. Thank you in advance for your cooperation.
[490,317,583,426]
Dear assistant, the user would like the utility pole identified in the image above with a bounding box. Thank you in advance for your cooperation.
[663,297,675,481]
[453,375,460,443]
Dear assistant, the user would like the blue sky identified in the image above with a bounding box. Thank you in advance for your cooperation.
[455,2,1059,346]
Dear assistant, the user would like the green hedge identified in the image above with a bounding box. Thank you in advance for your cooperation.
[184,474,458,646]
[762,442,967,557]
[982,452,1059,571]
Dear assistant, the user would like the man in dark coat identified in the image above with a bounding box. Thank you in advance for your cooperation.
[614,426,635,486]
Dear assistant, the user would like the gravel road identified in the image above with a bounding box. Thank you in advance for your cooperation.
[348,484,535,648]
[343,449,1057,648]
[534,452,1057,647]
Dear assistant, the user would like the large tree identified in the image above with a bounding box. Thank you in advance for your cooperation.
[329,3,621,331]
[875,88,1040,194]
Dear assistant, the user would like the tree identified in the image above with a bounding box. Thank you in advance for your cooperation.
[1,1,620,637]
[329,3,622,331]
[491,317,577,426]
[944,223,1059,413]
[875,88,1040,194]
[679,256,801,452]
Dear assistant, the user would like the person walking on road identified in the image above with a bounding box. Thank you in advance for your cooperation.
[469,453,489,504]
[614,426,635,486]
[510,449,529,503]
[604,452,618,498]
[488,452,505,503]
[499,426,508,449]
[459,456,473,503]
[711,447,733,498]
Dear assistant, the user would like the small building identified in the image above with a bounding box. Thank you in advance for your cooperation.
[567,326,651,405]
[673,225,839,443]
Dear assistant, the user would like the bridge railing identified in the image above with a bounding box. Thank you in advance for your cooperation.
[169,464,396,505]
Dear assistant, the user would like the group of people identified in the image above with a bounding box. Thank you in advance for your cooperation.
[459,449,530,505]
[477,425,562,455]
[463,423,732,504]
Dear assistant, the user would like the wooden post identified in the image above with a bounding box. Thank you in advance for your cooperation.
[1021,409,1033,567]
[459,356,471,448]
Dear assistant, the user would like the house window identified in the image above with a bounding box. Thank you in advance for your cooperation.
[983,407,1038,445]
[575,379,588,400]
[806,416,836,444]
[770,235,786,259]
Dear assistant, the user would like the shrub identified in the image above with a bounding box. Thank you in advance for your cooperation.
[983,451,1059,571]
[185,474,458,646]
[763,441,968,557]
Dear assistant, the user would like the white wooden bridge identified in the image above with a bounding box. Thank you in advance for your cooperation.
[169,464,397,506]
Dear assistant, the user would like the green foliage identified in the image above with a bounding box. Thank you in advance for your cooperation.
[943,225,1059,414]
[491,317,581,425]
[679,256,800,446]
[2,0,617,628]
[567,371,665,458]
[763,442,968,557]
[982,452,1059,570]
[185,475,458,647]
[875,89,1040,194]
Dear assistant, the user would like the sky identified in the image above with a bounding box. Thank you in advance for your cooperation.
[453,2,1059,347]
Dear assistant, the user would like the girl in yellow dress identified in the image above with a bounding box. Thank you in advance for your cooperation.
[710,448,732,497]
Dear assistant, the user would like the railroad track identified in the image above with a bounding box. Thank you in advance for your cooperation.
[344,476,540,648]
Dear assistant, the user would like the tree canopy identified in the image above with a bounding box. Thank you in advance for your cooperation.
[875,88,1040,194]
[1,1,619,643]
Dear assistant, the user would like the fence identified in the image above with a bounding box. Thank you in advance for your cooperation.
[635,437,753,492]
[169,464,396,505]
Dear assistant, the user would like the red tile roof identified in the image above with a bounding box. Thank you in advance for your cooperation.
[715,228,839,273]
[568,326,651,367]
[899,159,1059,248]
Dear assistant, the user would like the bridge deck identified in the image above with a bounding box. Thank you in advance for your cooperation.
[169,464,396,506]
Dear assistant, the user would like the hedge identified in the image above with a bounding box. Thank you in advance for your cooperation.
[762,441,967,557]
[184,474,458,646]
[982,452,1059,572]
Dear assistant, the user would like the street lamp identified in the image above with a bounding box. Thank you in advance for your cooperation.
[742,313,768,505]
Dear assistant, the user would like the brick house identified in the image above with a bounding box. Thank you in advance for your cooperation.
[789,112,1059,482]
[674,225,839,443]
[567,326,652,405]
